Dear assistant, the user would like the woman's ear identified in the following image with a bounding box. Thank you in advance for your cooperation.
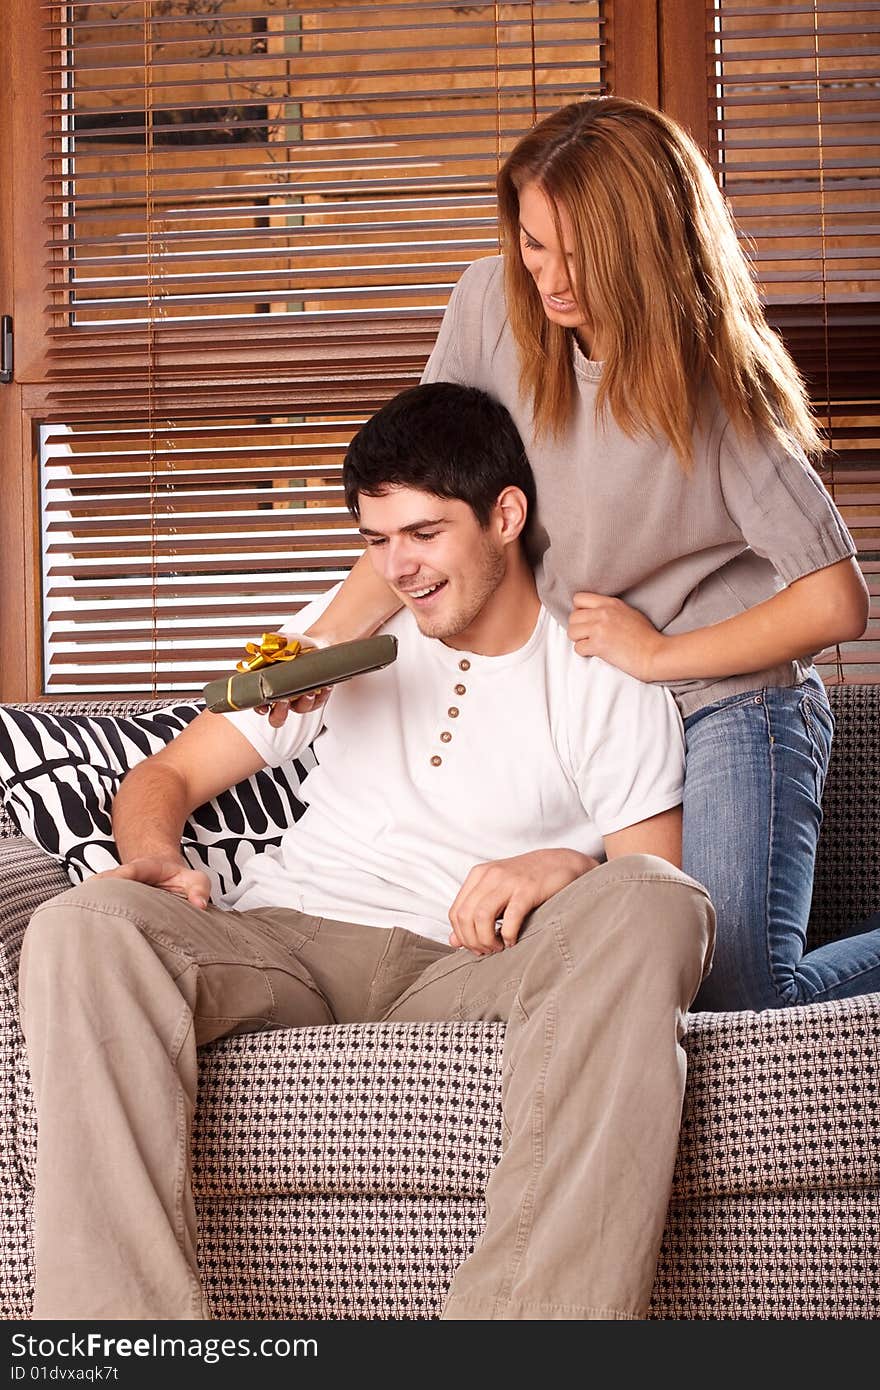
[494,485,529,544]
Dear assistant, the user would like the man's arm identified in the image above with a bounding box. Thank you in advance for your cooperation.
[446,807,682,956]
[603,805,682,867]
[102,711,267,908]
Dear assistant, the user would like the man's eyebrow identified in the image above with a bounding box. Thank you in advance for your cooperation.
[358,517,449,538]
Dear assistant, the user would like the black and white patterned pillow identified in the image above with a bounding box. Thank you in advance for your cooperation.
[0,703,315,906]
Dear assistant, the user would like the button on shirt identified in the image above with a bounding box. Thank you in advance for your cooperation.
[224,591,685,944]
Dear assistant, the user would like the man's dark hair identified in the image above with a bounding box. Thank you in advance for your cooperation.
[343,382,536,527]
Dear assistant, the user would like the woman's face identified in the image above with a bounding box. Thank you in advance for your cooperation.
[516,182,601,357]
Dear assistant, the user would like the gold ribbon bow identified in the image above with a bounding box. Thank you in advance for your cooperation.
[235,633,302,673]
[225,632,303,710]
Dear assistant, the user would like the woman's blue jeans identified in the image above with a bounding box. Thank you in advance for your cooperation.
[683,673,880,1011]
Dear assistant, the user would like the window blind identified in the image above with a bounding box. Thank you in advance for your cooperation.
[711,0,879,681]
[41,0,606,692]
[41,411,366,689]
[45,0,604,380]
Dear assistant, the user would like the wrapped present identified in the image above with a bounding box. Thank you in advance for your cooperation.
[202,633,398,713]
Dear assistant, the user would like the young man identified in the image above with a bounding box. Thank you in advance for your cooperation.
[19,383,714,1322]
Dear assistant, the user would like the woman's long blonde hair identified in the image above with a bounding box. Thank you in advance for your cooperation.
[497,97,822,466]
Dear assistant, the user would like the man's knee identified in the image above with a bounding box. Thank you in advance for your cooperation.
[22,877,181,993]
[33,875,166,922]
[546,855,715,975]
[551,853,710,912]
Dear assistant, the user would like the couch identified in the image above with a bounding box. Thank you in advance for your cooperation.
[1,686,879,1320]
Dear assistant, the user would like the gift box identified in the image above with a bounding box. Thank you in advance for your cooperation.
[202,633,398,713]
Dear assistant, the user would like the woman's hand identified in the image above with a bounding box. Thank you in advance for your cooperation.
[571,558,868,684]
[568,593,666,680]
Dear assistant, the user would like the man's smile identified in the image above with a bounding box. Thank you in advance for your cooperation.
[397,579,448,605]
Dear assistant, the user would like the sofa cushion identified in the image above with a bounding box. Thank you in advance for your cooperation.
[0,702,314,905]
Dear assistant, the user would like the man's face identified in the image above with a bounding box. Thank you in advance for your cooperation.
[357,485,506,644]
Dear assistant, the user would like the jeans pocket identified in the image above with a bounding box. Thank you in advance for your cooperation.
[799,688,833,745]
[683,689,763,735]
[798,689,833,800]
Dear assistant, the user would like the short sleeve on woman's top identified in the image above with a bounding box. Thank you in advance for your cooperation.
[718,421,855,586]
[422,277,469,385]
[422,257,505,390]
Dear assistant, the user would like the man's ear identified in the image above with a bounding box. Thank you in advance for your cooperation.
[494,485,529,544]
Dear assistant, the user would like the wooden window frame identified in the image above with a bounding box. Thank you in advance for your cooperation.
[0,2,47,699]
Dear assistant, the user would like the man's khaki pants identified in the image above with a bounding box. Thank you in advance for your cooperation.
[19,854,714,1321]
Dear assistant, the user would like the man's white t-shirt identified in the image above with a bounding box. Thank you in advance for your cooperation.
[223,593,685,945]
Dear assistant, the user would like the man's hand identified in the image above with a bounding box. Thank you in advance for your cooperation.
[94,856,212,910]
[568,593,666,680]
[255,687,331,726]
[448,849,598,954]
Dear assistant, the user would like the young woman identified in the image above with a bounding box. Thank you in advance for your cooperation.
[304,96,876,1011]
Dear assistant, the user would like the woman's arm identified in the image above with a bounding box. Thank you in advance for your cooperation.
[569,556,869,683]
[302,550,402,645]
